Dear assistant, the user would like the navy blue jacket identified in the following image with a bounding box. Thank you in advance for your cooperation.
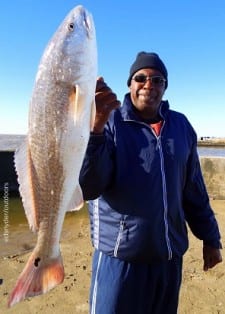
[79,94,221,262]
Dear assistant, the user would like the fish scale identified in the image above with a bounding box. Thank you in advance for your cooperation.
[8,5,97,307]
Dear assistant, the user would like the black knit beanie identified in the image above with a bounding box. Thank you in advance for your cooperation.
[127,52,168,88]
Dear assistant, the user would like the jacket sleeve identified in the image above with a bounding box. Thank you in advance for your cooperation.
[183,138,222,249]
[79,125,115,200]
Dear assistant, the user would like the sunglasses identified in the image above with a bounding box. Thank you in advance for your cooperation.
[132,74,166,86]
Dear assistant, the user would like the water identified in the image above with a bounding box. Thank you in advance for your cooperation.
[0,196,35,257]
[0,134,26,152]
[0,195,89,258]
[1,134,225,156]
[197,146,225,157]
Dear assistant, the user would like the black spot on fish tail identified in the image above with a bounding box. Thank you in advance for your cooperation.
[34,257,41,267]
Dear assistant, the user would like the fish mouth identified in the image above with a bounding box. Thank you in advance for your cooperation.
[83,11,90,30]
[82,8,94,38]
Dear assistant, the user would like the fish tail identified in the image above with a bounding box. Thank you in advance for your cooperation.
[8,251,64,307]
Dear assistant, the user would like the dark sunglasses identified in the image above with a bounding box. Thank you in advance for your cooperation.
[132,74,166,86]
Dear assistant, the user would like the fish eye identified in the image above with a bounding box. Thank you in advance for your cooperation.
[68,23,74,31]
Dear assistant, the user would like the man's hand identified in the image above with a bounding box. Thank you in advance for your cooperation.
[203,245,222,271]
[92,77,120,134]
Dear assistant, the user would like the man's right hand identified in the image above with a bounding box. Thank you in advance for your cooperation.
[91,77,121,134]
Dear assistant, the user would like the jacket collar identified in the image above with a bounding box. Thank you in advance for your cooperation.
[120,93,170,123]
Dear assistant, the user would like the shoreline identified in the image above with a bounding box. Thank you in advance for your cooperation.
[0,133,225,152]
[198,142,225,147]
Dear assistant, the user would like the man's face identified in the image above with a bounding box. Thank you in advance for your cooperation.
[129,68,166,120]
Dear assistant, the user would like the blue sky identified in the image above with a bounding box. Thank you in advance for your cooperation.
[0,0,225,137]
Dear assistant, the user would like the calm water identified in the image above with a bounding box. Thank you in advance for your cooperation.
[1,134,225,156]
[0,196,35,257]
[0,195,88,257]
[0,134,25,152]
[197,146,225,157]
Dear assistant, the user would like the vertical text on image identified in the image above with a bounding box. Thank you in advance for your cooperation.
[3,182,9,242]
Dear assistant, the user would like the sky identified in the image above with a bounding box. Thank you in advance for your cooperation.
[0,0,225,137]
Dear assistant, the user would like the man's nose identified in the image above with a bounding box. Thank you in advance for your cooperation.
[143,78,154,88]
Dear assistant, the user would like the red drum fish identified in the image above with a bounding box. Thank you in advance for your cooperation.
[8,5,97,307]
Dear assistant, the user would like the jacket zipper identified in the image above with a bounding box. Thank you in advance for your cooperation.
[124,119,173,260]
[114,220,125,257]
[156,134,173,260]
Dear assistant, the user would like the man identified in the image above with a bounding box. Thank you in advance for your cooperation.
[79,52,222,314]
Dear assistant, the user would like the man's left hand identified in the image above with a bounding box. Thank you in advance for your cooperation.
[203,245,222,271]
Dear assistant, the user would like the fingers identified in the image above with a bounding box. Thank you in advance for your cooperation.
[96,77,107,93]
[91,77,120,133]
[203,246,222,271]
[204,256,222,271]
[97,76,104,81]
[95,77,120,112]
[96,90,120,110]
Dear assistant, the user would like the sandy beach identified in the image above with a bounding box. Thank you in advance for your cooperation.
[0,200,224,314]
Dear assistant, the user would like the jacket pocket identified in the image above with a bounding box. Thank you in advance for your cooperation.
[114,219,126,257]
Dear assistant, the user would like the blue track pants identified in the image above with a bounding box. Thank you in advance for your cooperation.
[90,250,182,314]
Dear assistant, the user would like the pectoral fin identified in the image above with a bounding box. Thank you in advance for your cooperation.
[68,84,83,123]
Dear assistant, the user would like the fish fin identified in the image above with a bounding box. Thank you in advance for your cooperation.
[69,84,81,124]
[67,184,84,211]
[69,84,90,124]
[14,139,39,232]
[8,250,64,308]
[69,85,77,119]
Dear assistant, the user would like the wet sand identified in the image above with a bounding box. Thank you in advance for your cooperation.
[0,200,224,314]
